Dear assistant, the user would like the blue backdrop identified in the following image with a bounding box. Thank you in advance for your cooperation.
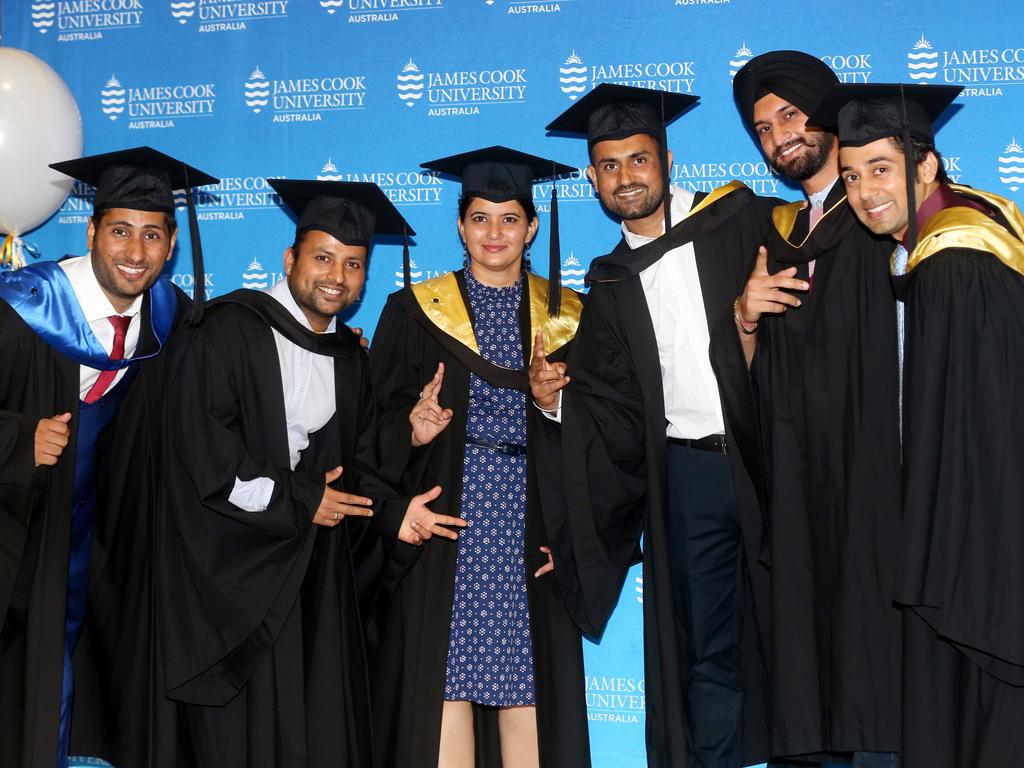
[3,1,1023,765]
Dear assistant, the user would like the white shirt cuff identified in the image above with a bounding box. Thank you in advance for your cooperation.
[229,476,275,512]
[534,391,562,423]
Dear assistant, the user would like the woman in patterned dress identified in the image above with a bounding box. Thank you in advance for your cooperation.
[364,148,589,768]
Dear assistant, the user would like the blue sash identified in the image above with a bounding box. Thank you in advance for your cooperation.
[0,260,176,369]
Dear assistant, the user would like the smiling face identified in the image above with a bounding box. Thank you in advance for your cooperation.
[87,207,177,314]
[457,196,538,287]
[587,132,672,238]
[839,137,939,240]
[753,92,837,188]
[284,228,367,332]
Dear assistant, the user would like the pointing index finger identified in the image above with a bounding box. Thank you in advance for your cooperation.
[754,245,769,275]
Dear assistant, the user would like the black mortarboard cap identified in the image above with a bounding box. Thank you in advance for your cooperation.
[421,146,575,316]
[421,146,575,202]
[808,83,962,251]
[50,146,219,324]
[546,83,699,149]
[268,178,416,286]
[50,146,217,214]
[806,83,962,148]
[547,84,699,242]
[732,50,839,125]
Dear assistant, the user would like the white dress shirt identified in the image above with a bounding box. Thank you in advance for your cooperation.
[541,186,726,439]
[626,186,725,439]
[228,278,337,512]
[808,176,840,212]
[59,254,143,400]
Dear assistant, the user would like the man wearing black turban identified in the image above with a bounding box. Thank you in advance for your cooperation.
[716,51,902,767]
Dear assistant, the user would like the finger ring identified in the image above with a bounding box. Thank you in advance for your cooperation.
[418,391,425,398]
[333,512,340,520]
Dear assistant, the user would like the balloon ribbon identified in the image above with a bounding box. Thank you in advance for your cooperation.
[0,234,41,270]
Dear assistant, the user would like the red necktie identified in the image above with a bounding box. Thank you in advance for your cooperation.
[83,315,131,404]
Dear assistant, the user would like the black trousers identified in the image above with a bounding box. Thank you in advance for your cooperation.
[666,441,745,768]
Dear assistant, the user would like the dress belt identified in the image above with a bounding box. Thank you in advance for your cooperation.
[466,436,528,456]
[667,433,728,454]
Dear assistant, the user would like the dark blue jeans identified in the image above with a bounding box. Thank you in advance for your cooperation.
[666,441,745,768]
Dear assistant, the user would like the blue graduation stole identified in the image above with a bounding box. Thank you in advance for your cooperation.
[0,259,176,367]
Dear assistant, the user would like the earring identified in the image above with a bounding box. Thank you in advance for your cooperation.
[462,243,470,271]
[522,241,532,272]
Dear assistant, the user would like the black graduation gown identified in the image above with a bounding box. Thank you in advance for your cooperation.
[541,183,775,768]
[0,271,187,768]
[69,299,189,768]
[731,184,902,759]
[363,270,590,768]
[895,188,1024,768]
[157,290,408,768]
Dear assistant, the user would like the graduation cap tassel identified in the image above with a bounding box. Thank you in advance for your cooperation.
[660,93,672,239]
[185,176,206,325]
[899,85,918,255]
[548,180,562,317]
[402,222,411,288]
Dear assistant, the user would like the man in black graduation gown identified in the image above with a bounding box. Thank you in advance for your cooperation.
[541,84,774,768]
[727,53,902,766]
[0,147,216,768]
[157,178,446,768]
[811,82,1024,768]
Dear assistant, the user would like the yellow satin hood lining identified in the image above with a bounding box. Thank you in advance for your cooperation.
[904,185,1024,278]
[771,195,849,245]
[526,272,582,359]
[687,179,747,221]
[411,271,582,360]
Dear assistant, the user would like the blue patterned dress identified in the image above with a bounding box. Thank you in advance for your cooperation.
[444,270,535,706]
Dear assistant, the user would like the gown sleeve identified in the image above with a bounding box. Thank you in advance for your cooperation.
[0,306,58,632]
[899,248,1024,685]
[158,313,325,706]
[355,293,436,649]
[537,284,647,638]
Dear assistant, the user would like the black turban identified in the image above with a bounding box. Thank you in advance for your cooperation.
[733,50,839,126]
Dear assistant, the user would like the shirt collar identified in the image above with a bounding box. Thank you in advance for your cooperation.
[61,253,143,322]
[807,176,840,210]
[622,185,696,250]
[267,278,338,334]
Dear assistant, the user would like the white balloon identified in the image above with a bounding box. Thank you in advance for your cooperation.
[0,47,83,237]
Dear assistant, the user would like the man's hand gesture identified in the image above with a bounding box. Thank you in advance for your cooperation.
[529,332,569,412]
[313,466,374,527]
[35,412,71,467]
[735,246,809,328]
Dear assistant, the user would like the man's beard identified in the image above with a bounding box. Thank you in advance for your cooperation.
[771,132,836,181]
[602,183,664,221]
[293,281,354,324]
[90,247,159,303]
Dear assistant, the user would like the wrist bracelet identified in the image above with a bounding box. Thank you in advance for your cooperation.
[733,297,758,335]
